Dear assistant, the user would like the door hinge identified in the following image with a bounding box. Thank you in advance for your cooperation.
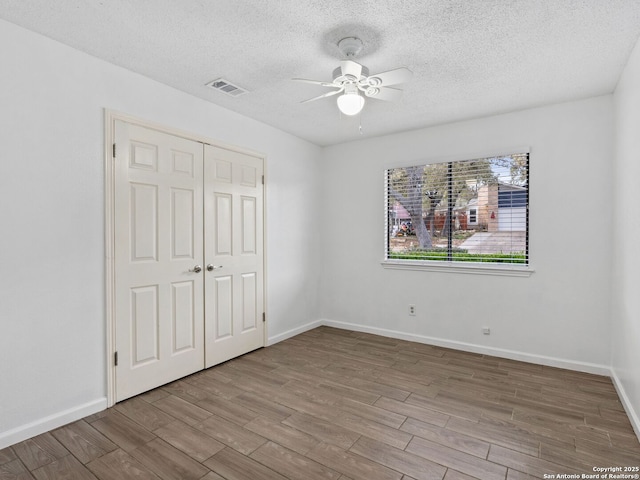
[114,351,118,366]
[262,175,264,185]
[112,143,116,158]
[262,312,266,323]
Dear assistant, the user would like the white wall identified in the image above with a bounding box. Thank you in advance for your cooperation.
[0,19,322,447]
[319,96,614,371]
[612,35,640,436]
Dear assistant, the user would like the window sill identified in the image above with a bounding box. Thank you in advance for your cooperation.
[381,260,534,277]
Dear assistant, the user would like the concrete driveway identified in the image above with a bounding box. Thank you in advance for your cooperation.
[458,231,526,254]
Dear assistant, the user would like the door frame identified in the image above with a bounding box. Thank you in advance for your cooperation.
[104,110,268,407]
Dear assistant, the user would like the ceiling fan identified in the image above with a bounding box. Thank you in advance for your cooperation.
[294,37,413,116]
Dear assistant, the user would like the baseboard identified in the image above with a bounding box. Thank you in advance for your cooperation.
[321,319,611,376]
[267,319,323,346]
[610,369,640,441]
[0,397,107,450]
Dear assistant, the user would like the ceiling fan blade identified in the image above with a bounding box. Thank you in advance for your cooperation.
[292,78,336,87]
[300,88,343,104]
[365,86,403,101]
[366,67,413,86]
[340,60,362,79]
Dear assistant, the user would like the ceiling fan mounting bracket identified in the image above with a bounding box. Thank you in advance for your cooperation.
[337,37,364,58]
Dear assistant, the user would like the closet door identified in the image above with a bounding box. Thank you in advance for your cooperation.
[114,120,205,402]
[204,145,265,368]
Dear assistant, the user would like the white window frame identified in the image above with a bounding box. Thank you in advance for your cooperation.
[381,148,534,277]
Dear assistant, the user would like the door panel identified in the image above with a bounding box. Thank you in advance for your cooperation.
[241,272,257,332]
[171,280,196,352]
[130,141,158,170]
[130,183,158,262]
[241,196,257,254]
[171,188,195,259]
[115,120,205,402]
[214,275,233,339]
[204,145,264,368]
[215,193,233,255]
[130,284,159,365]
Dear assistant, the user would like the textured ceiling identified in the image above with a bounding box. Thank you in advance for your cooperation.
[1,1,640,146]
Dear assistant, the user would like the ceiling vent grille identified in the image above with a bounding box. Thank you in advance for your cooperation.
[205,78,248,96]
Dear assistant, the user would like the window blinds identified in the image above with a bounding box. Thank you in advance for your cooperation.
[386,153,529,265]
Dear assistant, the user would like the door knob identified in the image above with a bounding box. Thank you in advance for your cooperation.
[189,265,202,273]
[206,264,223,271]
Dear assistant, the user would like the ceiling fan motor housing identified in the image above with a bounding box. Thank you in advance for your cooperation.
[332,66,369,84]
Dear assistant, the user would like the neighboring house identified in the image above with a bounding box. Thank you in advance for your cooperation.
[476,182,527,232]
[392,184,526,235]
[389,202,411,235]
[432,205,470,231]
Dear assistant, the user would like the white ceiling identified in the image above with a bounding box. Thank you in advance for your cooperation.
[2,1,640,146]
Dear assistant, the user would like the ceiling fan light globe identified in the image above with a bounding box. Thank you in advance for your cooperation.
[337,93,365,115]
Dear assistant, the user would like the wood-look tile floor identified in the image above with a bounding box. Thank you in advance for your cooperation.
[2,326,639,480]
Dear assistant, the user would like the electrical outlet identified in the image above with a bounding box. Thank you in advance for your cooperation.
[482,327,491,335]
[409,304,416,316]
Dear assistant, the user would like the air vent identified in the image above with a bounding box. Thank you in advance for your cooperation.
[205,78,248,97]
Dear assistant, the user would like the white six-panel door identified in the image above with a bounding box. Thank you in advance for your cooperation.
[204,145,265,368]
[114,120,206,402]
[113,120,264,402]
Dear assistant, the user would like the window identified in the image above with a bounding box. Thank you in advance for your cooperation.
[385,153,529,267]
